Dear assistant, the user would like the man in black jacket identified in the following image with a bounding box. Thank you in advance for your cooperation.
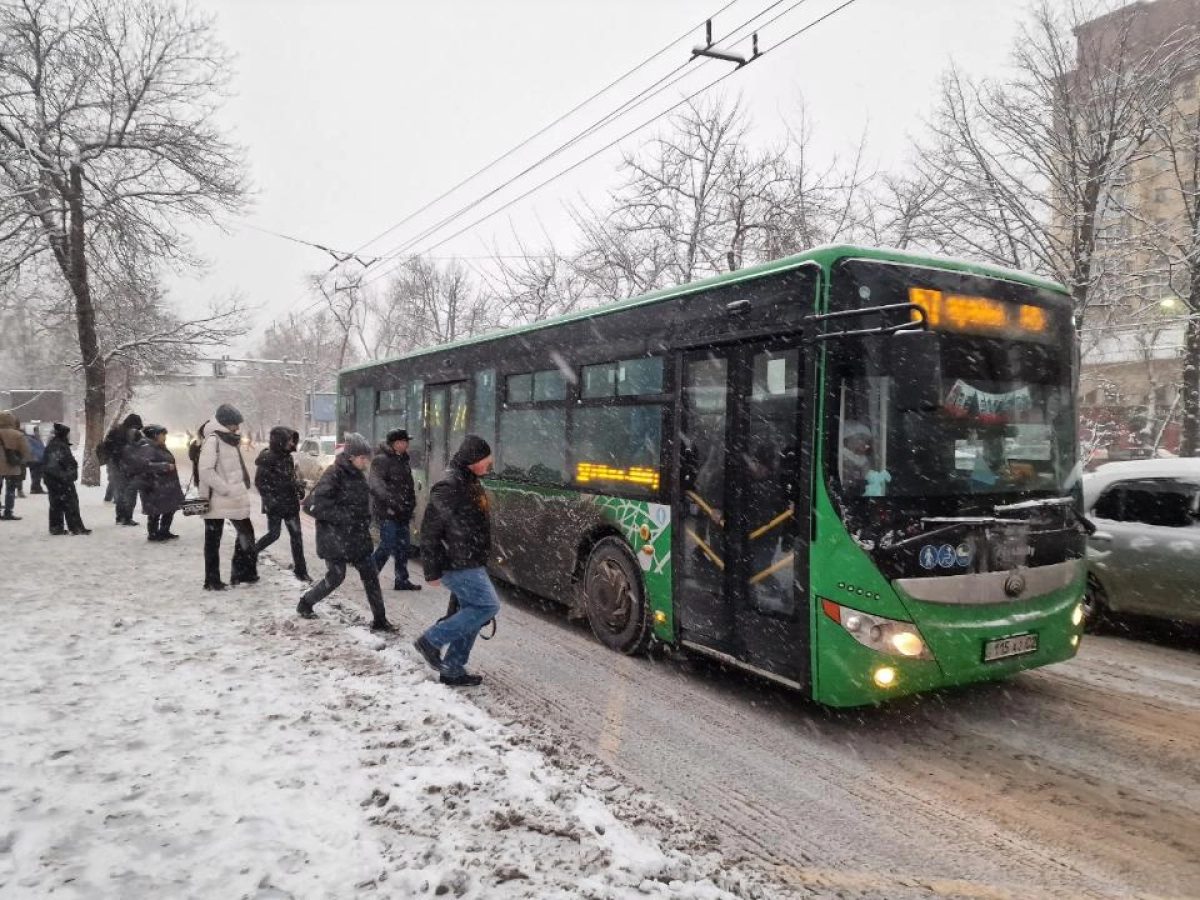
[297,435,393,631]
[101,413,143,525]
[42,423,90,536]
[412,434,498,687]
[369,429,420,591]
[254,427,310,581]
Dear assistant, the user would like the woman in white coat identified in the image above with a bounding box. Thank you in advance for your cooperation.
[197,404,258,590]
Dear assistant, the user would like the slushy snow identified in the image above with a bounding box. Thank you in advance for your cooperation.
[0,483,783,899]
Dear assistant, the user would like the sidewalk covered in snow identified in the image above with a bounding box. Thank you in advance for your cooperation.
[0,485,779,899]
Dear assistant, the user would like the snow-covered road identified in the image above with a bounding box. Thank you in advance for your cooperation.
[0,486,790,900]
[4,479,1198,900]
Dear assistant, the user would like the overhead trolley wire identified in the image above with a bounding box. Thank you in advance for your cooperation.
[342,0,746,261]
[358,0,814,285]
[269,0,749,326]
[357,0,863,291]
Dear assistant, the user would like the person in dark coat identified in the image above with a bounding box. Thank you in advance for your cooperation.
[254,426,310,582]
[412,435,498,687]
[369,428,420,591]
[26,426,46,494]
[42,423,90,535]
[101,413,143,525]
[297,435,393,631]
[132,424,184,541]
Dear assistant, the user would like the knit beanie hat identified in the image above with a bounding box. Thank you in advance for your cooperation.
[52,422,70,439]
[452,434,492,467]
[215,403,243,427]
[343,433,373,459]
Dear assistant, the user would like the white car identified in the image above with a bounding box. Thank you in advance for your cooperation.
[1082,457,1200,629]
[295,435,337,488]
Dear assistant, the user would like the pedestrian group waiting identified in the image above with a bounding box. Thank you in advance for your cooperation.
[0,403,500,688]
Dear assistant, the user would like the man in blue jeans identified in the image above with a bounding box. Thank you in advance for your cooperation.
[412,435,498,687]
[368,429,420,591]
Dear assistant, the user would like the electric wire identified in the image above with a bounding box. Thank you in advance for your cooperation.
[270,0,754,325]
[358,0,819,286]
[358,0,863,291]
[280,0,797,323]
[343,0,746,260]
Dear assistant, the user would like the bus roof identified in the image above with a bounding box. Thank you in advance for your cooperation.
[339,244,1070,375]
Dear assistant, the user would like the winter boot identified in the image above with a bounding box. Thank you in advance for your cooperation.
[439,672,483,687]
[413,636,443,671]
[296,599,317,620]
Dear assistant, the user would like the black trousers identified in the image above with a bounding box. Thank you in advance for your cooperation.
[301,555,387,625]
[113,469,138,522]
[255,514,308,576]
[203,518,257,585]
[47,480,85,533]
[147,512,176,539]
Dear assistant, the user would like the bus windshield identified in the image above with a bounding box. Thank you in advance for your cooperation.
[833,335,1076,499]
[826,259,1077,503]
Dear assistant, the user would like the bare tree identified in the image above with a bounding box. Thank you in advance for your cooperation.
[1134,48,1200,453]
[0,0,247,481]
[483,234,589,327]
[916,0,1184,321]
[568,95,866,303]
[373,257,487,353]
[310,264,370,371]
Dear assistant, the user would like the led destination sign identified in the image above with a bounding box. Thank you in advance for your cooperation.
[908,287,1050,340]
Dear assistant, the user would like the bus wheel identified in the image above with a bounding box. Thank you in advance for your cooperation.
[1082,575,1109,633]
[583,537,651,655]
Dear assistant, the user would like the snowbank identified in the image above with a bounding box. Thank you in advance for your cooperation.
[0,486,782,899]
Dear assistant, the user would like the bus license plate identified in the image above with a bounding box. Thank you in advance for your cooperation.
[983,633,1038,662]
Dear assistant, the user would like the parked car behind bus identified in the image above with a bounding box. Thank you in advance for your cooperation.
[1082,458,1200,629]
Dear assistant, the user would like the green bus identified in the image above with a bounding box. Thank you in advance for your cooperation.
[338,245,1087,707]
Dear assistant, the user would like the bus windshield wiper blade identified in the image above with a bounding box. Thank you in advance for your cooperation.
[992,496,1096,535]
[993,497,1076,513]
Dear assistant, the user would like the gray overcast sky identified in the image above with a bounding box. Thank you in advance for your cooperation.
[172,0,1048,345]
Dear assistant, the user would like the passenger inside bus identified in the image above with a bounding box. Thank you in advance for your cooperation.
[840,421,874,494]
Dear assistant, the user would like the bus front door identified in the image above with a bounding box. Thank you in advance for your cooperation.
[423,381,470,495]
[676,341,808,688]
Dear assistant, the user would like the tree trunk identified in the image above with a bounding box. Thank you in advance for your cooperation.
[1182,292,1200,458]
[64,163,107,485]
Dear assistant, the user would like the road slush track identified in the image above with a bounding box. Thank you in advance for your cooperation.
[270,510,1200,900]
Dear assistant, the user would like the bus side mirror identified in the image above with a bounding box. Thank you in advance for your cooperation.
[891,330,942,412]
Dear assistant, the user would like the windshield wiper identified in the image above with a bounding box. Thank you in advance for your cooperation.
[992,495,1096,535]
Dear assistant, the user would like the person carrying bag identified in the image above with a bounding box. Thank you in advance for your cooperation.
[197,404,258,590]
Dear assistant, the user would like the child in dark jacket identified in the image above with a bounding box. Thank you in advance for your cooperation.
[254,426,310,581]
[42,423,90,535]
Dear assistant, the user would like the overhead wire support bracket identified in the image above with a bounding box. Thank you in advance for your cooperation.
[692,17,758,67]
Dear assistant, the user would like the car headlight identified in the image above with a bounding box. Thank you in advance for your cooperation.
[821,599,933,660]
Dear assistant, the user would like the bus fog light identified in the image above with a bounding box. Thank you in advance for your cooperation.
[1071,604,1084,627]
[873,667,897,688]
[821,599,933,660]
[1070,635,1080,648]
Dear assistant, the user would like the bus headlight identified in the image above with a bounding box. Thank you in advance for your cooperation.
[1071,603,1084,627]
[822,599,933,660]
